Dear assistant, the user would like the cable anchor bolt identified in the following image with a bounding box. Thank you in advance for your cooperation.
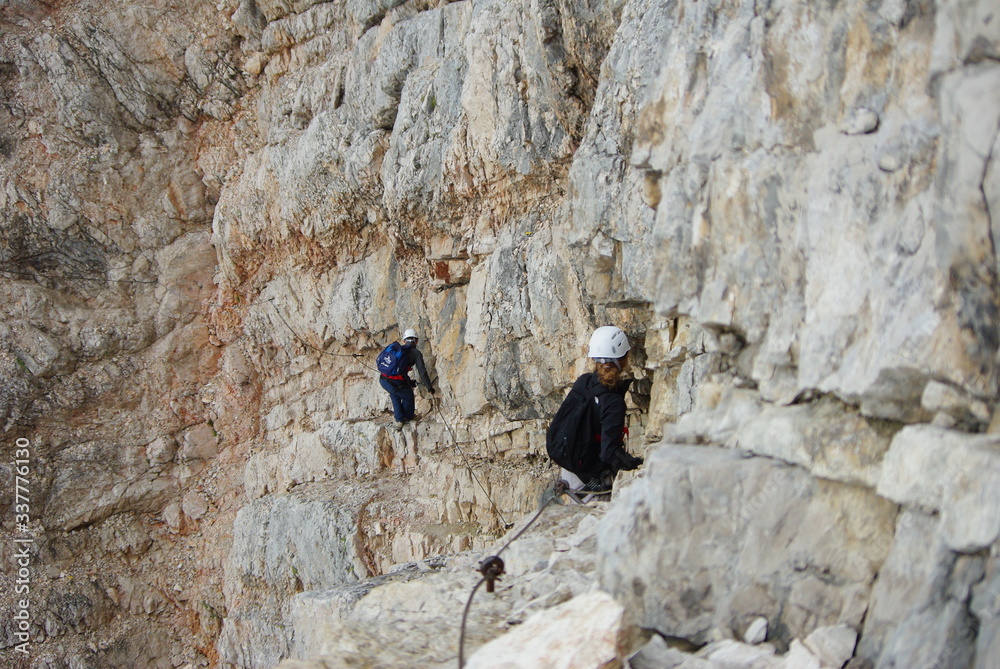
[478,556,505,593]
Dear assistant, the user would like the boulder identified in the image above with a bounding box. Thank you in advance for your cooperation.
[597,445,896,651]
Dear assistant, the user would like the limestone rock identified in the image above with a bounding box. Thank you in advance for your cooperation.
[162,502,184,532]
[778,640,821,669]
[700,639,779,666]
[179,423,219,462]
[731,396,894,488]
[840,107,880,135]
[279,504,605,667]
[145,435,178,467]
[803,624,857,668]
[96,514,153,556]
[2,0,1000,667]
[854,508,984,668]
[744,616,768,645]
[9,322,74,378]
[970,556,1000,669]
[44,440,179,531]
[876,425,1000,552]
[181,490,209,520]
[219,484,368,668]
[288,582,387,661]
[921,380,992,430]
[628,635,690,669]
[597,445,896,651]
[464,591,626,669]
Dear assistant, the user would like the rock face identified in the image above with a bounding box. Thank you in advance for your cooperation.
[0,0,998,668]
[598,445,897,651]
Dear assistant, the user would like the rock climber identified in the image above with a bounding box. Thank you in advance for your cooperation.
[554,325,644,493]
[377,328,435,430]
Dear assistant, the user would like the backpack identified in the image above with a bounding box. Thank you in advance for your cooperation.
[546,380,599,473]
[376,342,410,379]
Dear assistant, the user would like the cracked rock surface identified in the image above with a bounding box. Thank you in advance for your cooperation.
[1,0,998,667]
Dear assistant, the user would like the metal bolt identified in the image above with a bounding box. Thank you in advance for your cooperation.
[479,556,505,593]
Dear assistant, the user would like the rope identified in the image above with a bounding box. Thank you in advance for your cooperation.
[457,480,564,668]
[493,493,554,559]
[265,299,381,372]
[434,401,511,529]
[458,577,487,669]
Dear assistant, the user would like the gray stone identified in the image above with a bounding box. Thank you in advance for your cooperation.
[181,490,209,520]
[43,441,179,530]
[628,635,689,669]
[700,639,779,665]
[96,514,153,556]
[856,508,988,669]
[877,425,1000,552]
[465,591,626,669]
[11,323,72,378]
[288,582,384,660]
[778,641,821,669]
[145,436,178,467]
[179,423,219,462]
[597,445,896,647]
[875,600,978,669]
[731,396,894,488]
[971,556,1000,669]
[744,617,768,645]
[841,108,880,135]
[921,380,992,430]
[163,502,184,531]
[803,624,857,668]
[219,484,368,668]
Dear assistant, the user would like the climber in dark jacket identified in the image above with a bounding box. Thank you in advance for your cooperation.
[567,326,644,491]
[379,328,435,429]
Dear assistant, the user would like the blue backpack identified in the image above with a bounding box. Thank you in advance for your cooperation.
[377,341,410,379]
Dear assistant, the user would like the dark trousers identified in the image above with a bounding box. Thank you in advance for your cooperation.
[380,377,415,422]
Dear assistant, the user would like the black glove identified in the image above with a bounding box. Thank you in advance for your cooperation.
[410,379,418,388]
[609,449,643,472]
[427,386,435,395]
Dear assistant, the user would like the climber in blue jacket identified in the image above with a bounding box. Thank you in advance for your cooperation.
[377,328,435,430]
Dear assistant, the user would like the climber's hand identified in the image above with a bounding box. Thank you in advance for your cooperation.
[610,450,643,472]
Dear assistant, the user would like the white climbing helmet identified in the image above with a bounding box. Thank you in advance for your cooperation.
[402,328,419,341]
[588,325,630,361]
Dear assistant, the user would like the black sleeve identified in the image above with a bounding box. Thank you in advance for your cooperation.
[596,393,627,466]
[410,349,433,389]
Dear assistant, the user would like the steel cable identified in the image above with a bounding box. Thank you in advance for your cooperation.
[434,401,511,529]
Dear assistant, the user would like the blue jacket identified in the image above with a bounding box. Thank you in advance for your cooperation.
[382,343,433,390]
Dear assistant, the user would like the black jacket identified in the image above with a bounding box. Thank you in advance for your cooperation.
[571,372,632,480]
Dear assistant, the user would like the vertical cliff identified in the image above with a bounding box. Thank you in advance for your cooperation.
[0,0,998,667]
